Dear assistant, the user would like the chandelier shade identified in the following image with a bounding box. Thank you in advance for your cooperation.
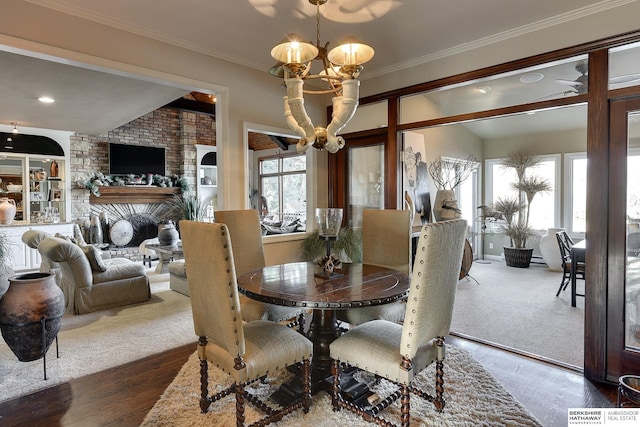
[270,0,374,153]
[328,36,375,70]
[271,33,319,65]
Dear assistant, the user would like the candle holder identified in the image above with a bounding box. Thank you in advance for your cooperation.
[315,208,344,278]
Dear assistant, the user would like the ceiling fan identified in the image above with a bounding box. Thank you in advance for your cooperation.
[553,61,640,96]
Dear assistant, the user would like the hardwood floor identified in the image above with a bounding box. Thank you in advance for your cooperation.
[0,338,617,427]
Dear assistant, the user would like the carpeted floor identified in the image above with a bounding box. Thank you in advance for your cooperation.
[0,269,194,403]
[452,259,584,368]
[141,345,542,426]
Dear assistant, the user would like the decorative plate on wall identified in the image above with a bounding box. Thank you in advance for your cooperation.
[110,219,134,247]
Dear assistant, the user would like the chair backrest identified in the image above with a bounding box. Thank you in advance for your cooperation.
[556,231,572,263]
[362,209,412,275]
[179,220,245,356]
[400,219,467,360]
[214,209,265,276]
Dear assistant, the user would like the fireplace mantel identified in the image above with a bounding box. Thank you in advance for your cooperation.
[90,186,181,204]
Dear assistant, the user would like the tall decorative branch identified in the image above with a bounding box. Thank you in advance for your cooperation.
[427,156,479,190]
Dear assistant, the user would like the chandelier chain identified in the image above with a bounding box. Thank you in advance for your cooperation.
[316,1,321,48]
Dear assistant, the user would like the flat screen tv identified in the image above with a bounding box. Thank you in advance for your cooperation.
[109,143,166,175]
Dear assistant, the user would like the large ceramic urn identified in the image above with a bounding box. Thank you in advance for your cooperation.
[0,272,64,362]
[539,227,565,272]
[0,197,17,225]
[158,220,179,245]
[433,190,460,222]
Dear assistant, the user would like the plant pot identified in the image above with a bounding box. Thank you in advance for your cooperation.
[0,272,64,362]
[503,247,533,268]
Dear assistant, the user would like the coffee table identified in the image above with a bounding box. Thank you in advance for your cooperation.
[145,242,183,273]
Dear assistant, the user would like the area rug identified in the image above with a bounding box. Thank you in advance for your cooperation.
[0,270,194,403]
[141,345,542,426]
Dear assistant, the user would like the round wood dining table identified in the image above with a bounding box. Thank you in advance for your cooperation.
[237,261,410,384]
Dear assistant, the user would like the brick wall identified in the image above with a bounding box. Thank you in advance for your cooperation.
[70,107,215,225]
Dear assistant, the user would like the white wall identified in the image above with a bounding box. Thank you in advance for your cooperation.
[361,2,640,97]
[1,0,327,212]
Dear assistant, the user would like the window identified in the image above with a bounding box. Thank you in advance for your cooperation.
[258,153,306,232]
[486,154,560,231]
[564,153,587,234]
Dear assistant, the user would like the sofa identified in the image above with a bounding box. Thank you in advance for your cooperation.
[37,236,150,314]
[22,229,60,282]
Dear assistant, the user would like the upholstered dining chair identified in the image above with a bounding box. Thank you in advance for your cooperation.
[214,209,307,326]
[338,209,412,326]
[179,220,312,425]
[555,230,585,297]
[330,219,467,426]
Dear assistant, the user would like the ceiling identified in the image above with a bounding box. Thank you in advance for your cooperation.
[0,0,631,138]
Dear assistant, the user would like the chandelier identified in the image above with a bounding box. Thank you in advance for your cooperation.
[270,0,374,153]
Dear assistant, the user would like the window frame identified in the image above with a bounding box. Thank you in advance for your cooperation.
[563,152,587,237]
[258,151,307,226]
[485,153,561,231]
[244,122,316,242]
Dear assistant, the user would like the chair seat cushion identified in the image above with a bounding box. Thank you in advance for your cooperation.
[203,320,312,384]
[330,319,438,385]
[93,258,146,284]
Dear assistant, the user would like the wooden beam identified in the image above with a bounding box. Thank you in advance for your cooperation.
[163,98,215,116]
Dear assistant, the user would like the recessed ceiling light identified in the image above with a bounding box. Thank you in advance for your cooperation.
[520,72,544,83]
[38,96,55,103]
[477,86,491,94]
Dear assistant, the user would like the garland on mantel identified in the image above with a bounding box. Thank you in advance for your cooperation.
[76,171,190,197]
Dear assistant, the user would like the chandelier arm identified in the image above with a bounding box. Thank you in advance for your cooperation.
[325,79,359,153]
[302,88,341,95]
[283,96,308,141]
[285,78,317,151]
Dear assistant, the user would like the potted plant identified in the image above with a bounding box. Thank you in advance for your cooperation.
[428,156,478,221]
[301,228,363,264]
[169,192,209,222]
[493,150,552,268]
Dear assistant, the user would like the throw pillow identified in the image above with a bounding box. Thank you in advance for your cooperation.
[73,223,88,246]
[79,245,108,272]
[55,233,78,244]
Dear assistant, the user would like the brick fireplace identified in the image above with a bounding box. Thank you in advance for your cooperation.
[87,186,182,261]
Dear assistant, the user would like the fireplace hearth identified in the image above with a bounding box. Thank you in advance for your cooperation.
[90,203,178,248]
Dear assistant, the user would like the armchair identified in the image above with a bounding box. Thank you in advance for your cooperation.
[180,220,312,425]
[330,219,467,425]
[338,209,411,326]
[37,236,150,314]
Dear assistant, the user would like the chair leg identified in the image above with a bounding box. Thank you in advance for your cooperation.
[302,358,311,414]
[298,312,306,335]
[235,383,246,427]
[199,358,209,413]
[400,384,410,427]
[331,359,342,411]
[556,275,569,296]
[434,338,445,412]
